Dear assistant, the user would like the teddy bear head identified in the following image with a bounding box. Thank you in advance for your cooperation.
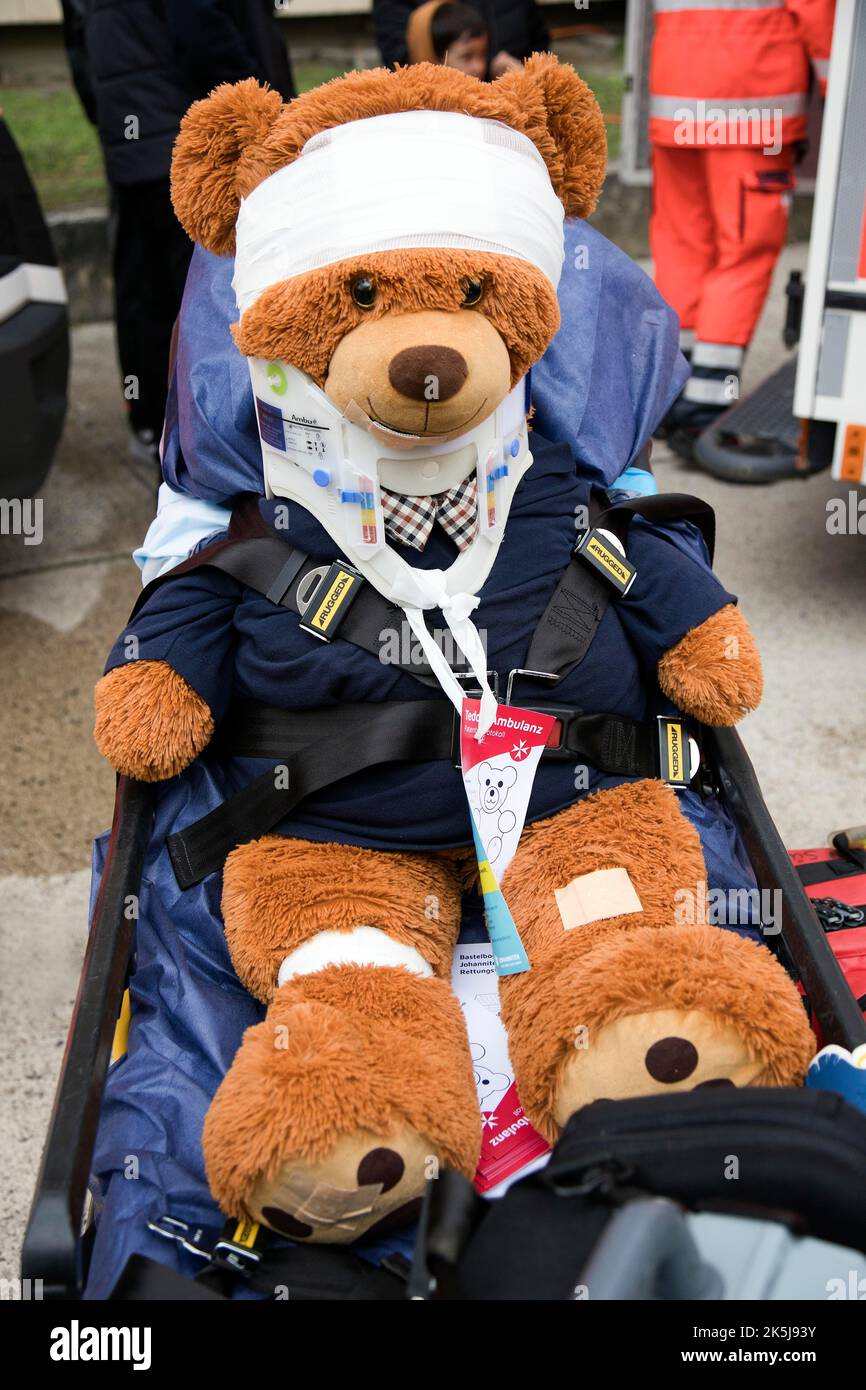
[171,57,606,443]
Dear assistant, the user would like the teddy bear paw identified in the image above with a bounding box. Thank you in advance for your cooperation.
[657,604,763,726]
[94,659,214,780]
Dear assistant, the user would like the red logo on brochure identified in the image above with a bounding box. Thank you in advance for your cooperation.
[460,699,557,774]
[475,1081,550,1193]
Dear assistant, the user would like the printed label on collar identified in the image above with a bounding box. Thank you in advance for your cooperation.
[460,698,558,975]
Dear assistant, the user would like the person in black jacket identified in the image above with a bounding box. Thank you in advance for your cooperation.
[81,1,295,470]
[373,0,549,76]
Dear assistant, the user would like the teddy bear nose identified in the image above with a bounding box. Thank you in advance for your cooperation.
[388,345,468,402]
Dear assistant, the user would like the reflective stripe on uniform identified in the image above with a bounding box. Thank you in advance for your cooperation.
[691,342,745,369]
[649,93,808,121]
[654,0,783,9]
[812,57,829,80]
[683,375,736,405]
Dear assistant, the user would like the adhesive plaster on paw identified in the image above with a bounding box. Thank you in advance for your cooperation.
[555,866,643,930]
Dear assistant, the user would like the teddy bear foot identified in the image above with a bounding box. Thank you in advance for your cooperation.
[203,969,481,1243]
[245,1124,435,1244]
[554,1004,768,1122]
[502,923,816,1140]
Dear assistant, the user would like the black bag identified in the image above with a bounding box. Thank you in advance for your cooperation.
[415,1088,866,1300]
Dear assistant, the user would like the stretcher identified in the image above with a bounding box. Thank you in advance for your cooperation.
[20,725,866,1301]
[22,205,863,1301]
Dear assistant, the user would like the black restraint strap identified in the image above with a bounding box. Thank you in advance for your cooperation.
[207,1245,408,1301]
[525,554,610,679]
[127,497,451,683]
[601,492,716,562]
[132,533,445,683]
[526,491,716,680]
[167,700,453,889]
[131,493,714,691]
[109,1254,227,1301]
[168,699,674,888]
[109,1247,407,1302]
[795,857,866,887]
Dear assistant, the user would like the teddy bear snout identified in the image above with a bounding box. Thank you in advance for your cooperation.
[388,344,468,402]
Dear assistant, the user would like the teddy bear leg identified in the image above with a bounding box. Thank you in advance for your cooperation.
[500,782,815,1141]
[203,837,480,1243]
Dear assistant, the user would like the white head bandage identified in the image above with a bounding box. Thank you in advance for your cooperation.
[232,109,565,313]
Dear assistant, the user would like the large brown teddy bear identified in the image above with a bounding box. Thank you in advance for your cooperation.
[94,57,814,1244]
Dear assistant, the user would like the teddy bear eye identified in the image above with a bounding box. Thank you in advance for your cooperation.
[461,278,484,307]
[350,274,377,309]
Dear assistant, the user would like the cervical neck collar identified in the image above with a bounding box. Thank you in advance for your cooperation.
[250,357,532,733]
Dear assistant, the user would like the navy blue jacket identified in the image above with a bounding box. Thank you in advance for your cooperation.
[84,0,295,185]
[107,433,734,851]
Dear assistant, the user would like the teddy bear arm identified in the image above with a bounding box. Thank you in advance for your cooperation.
[657,604,763,726]
[94,660,215,781]
[95,567,245,780]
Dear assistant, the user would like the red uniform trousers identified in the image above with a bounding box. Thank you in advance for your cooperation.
[650,143,795,350]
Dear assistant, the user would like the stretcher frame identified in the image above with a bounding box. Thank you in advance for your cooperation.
[21,730,866,1300]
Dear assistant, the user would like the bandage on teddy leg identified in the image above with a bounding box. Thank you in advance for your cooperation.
[203,837,480,1243]
[500,782,815,1140]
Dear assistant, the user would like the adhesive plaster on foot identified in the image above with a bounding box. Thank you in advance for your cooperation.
[271,1170,384,1230]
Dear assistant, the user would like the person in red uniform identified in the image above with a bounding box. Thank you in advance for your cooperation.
[649,0,834,461]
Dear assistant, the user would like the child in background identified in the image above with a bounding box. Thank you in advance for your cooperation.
[406,2,489,79]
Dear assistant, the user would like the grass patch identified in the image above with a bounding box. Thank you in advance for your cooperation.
[1,65,623,214]
[583,71,624,160]
[295,62,345,92]
[1,87,107,212]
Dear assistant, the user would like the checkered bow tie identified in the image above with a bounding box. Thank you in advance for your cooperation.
[380,475,479,552]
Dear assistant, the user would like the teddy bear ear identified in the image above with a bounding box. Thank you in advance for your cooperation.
[171,79,286,255]
[493,53,607,220]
